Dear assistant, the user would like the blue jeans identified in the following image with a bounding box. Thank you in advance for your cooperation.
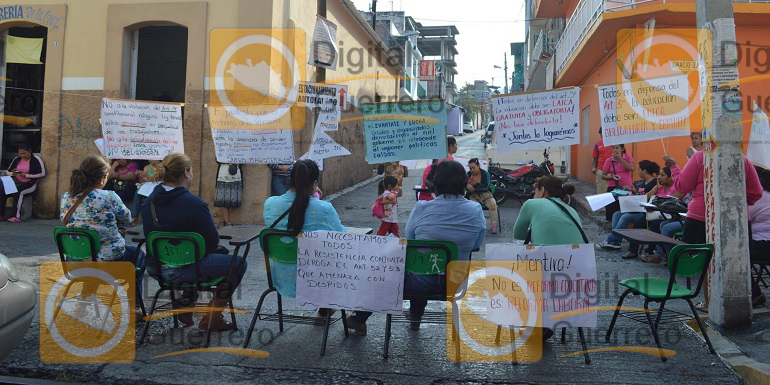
[271,175,288,196]
[132,190,145,218]
[67,246,145,301]
[606,212,646,246]
[148,253,248,301]
[351,273,446,323]
[655,220,684,258]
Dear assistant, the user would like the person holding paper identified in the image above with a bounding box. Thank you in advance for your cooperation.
[513,175,582,341]
[592,128,612,194]
[466,158,498,234]
[141,153,247,331]
[131,159,161,225]
[598,160,660,259]
[0,143,45,222]
[600,144,636,222]
[673,150,762,312]
[346,160,486,336]
[60,155,145,318]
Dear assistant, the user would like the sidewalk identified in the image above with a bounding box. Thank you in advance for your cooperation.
[569,176,770,385]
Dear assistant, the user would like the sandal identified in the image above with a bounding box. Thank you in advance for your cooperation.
[640,254,661,264]
[695,301,709,313]
[7,217,21,223]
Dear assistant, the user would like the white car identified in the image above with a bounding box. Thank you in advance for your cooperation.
[462,122,474,133]
[0,253,36,361]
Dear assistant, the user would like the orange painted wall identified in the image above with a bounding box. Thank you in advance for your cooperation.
[569,26,770,185]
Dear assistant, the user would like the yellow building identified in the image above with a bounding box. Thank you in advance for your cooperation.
[0,0,401,223]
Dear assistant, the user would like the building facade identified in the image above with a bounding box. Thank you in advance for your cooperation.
[0,0,401,223]
[416,23,459,104]
[525,0,770,184]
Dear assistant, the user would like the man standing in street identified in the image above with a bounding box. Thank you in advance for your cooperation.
[592,128,612,194]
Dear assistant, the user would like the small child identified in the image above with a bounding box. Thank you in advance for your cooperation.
[377,175,399,236]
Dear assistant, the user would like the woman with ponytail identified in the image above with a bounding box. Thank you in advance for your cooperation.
[60,155,145,317]
[141,153,247,331]
[263,159,344,235]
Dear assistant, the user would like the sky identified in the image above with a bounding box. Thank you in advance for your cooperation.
[349,0,526,91]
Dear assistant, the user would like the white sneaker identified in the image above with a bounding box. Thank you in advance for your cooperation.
[598,241,621,250]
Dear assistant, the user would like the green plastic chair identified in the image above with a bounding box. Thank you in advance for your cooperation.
[52,226,145,328]
[384,240,460,359]
[242,228,348,356]
[140,231,238,348]
[605,243,716,361]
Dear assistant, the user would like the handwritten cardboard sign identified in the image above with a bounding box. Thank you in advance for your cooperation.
[362,100,447,163]
[296,231,407,313]
[486,243,598,328]
[211,128,294,164]
[598,84,690,146]
[100,98,184,160]
[492,88,580,152]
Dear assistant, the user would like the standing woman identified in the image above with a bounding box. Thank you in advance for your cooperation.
[674,150,762,311]
[601,144,636,222]
[0,143,45,222]
[686,132,703,160]
[214,163,243,226]
[60,155,145,317]
[514,176,584,340]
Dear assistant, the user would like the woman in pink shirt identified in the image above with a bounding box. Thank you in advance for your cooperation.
[601,144,636,221]
[674,150,763,311]
[749,165,770,307]
[0,143,46,222]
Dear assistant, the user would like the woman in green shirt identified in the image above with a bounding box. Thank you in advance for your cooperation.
[514,176,584,245]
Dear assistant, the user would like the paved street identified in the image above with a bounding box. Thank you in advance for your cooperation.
[0,132,749,384]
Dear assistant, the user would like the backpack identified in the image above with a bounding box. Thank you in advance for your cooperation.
[372,197,385,219]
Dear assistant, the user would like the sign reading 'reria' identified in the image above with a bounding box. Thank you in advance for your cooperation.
[0,6,64,30]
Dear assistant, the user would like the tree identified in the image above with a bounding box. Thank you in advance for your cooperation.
[457,83,479,124]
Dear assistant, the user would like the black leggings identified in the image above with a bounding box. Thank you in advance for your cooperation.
[605,187,620,222]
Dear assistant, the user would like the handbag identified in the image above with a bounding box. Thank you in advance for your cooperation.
[372,197,385,219]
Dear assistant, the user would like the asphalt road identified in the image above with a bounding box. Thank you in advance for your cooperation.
[0,131,744,384]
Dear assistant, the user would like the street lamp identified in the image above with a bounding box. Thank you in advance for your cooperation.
[493,53,509,93]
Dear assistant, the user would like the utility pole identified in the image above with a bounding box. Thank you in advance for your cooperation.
[371,0,377,29]
[503,53,509,94]
[696,0,752,326]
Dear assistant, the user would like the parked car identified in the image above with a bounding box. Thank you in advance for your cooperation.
[481,122,495,146]
[0,253,35,362]
[462,122,474,133]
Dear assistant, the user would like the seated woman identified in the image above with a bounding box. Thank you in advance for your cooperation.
[514,175,582,340]
[105,159,140,208]
[466,158,498,234]
[141,153,247,331]
[0,143,45,222]
[642,159,682,264]
[60,155,145,318]
[750,165,770,307]
[598,160,660,260]
[345,161,486,336]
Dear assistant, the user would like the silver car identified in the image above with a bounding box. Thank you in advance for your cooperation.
[0,253,36,361]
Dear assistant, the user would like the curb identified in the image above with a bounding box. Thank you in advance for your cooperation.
[684,315,770,385]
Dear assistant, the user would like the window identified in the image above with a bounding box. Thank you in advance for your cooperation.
[581,106,591,145]
[127,26,188,102]
[0,26,47,168]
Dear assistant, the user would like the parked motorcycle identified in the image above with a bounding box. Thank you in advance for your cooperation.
[489,148,555,205]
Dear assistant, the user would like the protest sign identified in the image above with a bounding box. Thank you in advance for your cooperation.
[486,243,597,328]
[492,88,580,152]
[317,108,341,131]
[296,231,407,313]
[93,138,106,157]
[211,128,294,164]
[308,16,338,70]
[454,155,489,172]
[598,84,690,146]
[300,151,323,171]
[747,102,770,169]
[298,82,346,110]
[100,98,184,160]
[309,128,350,161]
[362,100,447,163]
[619,195,647,213]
